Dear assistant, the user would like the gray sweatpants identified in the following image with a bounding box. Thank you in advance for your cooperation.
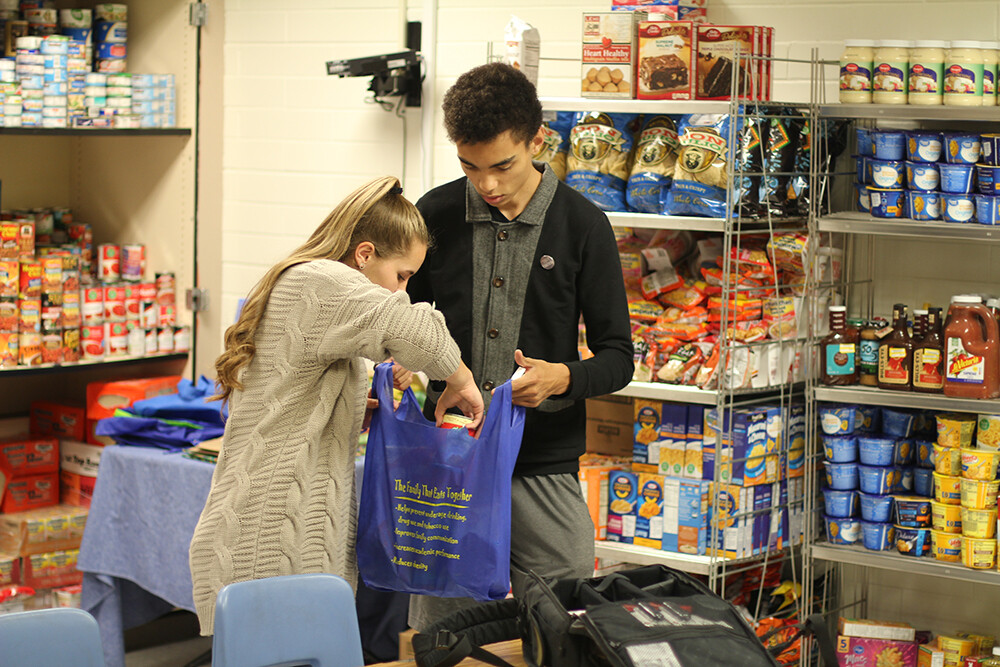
[407,472,595,631]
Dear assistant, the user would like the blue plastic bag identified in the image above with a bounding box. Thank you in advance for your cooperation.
[357,363,525,600]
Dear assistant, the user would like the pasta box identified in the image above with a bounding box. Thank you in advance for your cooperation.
[836,635,918,667]
[581,11,646,99]
[636,20,696,100]
[634,472,665,549]
[606,470,638,544]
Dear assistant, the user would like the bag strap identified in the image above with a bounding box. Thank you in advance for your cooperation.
[412,629,516,667]
[412,598,521,667]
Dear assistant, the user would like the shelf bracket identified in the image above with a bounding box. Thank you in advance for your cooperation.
[189,2,208,27]
[186,287,209,313]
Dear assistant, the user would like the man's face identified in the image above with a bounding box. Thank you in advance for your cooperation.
[455,128,544,219]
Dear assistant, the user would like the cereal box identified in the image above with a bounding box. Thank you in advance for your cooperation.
[634,473,664,548]
[606,470,638,544]
[581,11,645,99]
[636,20,696,100]
[835,635,918,667]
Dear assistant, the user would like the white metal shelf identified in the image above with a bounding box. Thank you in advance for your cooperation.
[607,211,725,232]
[814,385,1000,414]
[615,381,803,405]
[819,104,1000,123]
[818,212,1000,242]
[0,352,189,377]
[596,541,789,576]
[812,543,1000,586]
[540,96,733,115]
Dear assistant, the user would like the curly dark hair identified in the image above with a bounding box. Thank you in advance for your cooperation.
[442,62,543,146]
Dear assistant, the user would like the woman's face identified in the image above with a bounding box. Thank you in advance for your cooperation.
[360,241,426,293]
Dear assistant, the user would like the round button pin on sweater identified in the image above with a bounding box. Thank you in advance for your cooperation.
[540,255,554,270]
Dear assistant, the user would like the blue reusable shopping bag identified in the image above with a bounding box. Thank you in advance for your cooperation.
[358,362,525,601]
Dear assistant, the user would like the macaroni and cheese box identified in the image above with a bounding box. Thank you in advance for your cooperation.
[634,473,665,548]
[703,407,781,486]
[635,399,685,473]
[835,636,918,667]
[636,20,696,101]
[684,405,705,479]
[606,470,638,544]
[709,481,783,559]
[785,404,806,478]
[662,476,709,555]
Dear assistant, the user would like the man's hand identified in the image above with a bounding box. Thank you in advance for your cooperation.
[509,349,571,408]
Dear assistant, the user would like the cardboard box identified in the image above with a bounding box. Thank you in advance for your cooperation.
[835,636,918,667]
[703,407,781,486]
[60,470,97,508]
[579,462,621,540]
[663,476,709,555]
[21,547,82,590]
[636,20,696,100]
[606,470,638,544]
[695,24,759,100]
[0,436,59,477]
[30,401,86,441]
[838,618,916,643]
[917,644,944,667]
[59,439,102,477]
[398,628,417,661]
[786,404,806,478]
[2,472,59,513]
[586,395,634,457]
[581,11,645,99]
[634,472,664,549]
[86,375,180,444]
[0,504,87,556]
[684,406,705,479]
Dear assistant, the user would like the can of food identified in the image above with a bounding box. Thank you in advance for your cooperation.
[138,281,156,300]
[155,272,175,306]
[81,285,103,324]
[40,296,61,333]
[18,330,41,365]
[121,243,145,282]
[144,328,158,355]
[123,292,139,319]
[439,413,476,435]
[39,255,61,293]
[173,325,189,353]
[125,324,143,356]
[94,4,128,22]
[157,326,173,353]
[80,324,104,360]
[98,243,119,283]
[95,58,126,73]
[103,284,125,321]
[140,299,157,329]
[17,296,40,332]
[61,290,79,329]
[62,326,79,363]
[0,331,18,368]
[158,304,175,328]
[60,9,93,29]
[0,259,16,297]
[18,257,41,297]
[40,330,62,364]
[105,320,127,356]
[0,298,16,330]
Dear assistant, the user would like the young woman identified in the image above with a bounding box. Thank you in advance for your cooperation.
[189,176,483,636]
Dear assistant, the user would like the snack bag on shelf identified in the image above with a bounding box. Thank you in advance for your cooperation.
[662,113,738,218]
[533,111,573,180]
[566,112,640,212]
[626,115,680,213]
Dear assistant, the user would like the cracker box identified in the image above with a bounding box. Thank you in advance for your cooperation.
[916,644,944,667]
[30,401,87,442]
[606,470,638,544]
[636,21,696,100]
[634,473,665,549]
[581,11,646,99]
[835,636,918,667]
[696,24,760,100]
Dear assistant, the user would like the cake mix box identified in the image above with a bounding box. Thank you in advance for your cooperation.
[636,20,696,100]
[581,11,646,99]
[695,24,761,100]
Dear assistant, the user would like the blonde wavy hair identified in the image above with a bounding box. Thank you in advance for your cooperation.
[213,176,429,404]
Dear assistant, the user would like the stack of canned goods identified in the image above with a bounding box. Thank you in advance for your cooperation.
[92,3,125,73]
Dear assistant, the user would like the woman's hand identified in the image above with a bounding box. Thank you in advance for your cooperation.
[362,396,378,431]
[390,359,413,392]
[434,362,484,430]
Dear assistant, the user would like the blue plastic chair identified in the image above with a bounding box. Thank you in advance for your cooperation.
[0,607,106,666]
[212,573,364,667]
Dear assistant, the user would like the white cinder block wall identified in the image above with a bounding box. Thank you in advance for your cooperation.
[221,0,1000,635]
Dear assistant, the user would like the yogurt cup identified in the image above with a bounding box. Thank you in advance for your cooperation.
[868,188,906,218]
[905,161,940,191]
[960,535,997,569]
[933,471,962,505]
[882,408,915,437]
[895,525,931,556]
[906,130,943,163]
[976,164,1000,195]
[873,130,906,160]
[859,491,893,522]
[931,529,962,562]
[823,488,858,518]
[914,467,934,497]
[861,520,894,550]
[825,515,861,545]
[959,447,1000,480]
[959,506,997,538]
[976,194,1000,225]
[942,132,982,164]
[823,435,858,463]
[938,163,975,194]
[982,133,1000,166]
[855,182,871,213]
[959,478,1000,509]
[869,159,905,188]
[819,404,856,435]
[942,194,976,222]
[931,499,963,533]
[825,461,859,490]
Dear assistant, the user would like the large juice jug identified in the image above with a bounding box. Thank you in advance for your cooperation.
[943,295,1000,399]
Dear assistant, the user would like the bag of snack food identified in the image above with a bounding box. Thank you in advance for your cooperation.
[657,342,704,384]
[761,110,804,218]
[661,113,740,218]
[626,115,680,213]
[533,111,574,180]
[566,112,640,212]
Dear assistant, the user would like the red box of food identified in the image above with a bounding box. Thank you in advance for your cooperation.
[20,548,82,590]
[60,471,97,509]
[30,401,87,442]
[0,551,21,586]
[86,375,181,422]
[2,472,59,513]
[636,21,696,100]
[0,437,59,476]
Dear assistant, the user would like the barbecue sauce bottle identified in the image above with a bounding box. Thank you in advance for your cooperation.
[912,307,944,393]
[877,303,912,391]
[820,305,859,385]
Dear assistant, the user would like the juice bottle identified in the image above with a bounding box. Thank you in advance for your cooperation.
[878,303,912,391]
[943,295,1000,399]
[913,307,944,393]
[820,305,859,385]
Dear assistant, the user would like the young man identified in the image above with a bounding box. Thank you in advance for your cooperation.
[406,62,633,630]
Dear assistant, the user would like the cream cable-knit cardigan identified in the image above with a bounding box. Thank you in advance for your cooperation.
[189,259,461,635]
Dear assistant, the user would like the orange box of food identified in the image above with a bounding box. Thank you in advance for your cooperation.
[579,461,622,540]
[60,470,97,509]
[0,436,59,476]
[21,547,82,590]
[2,472,59,513]
[86,375,181,421]
[30,401,87,442]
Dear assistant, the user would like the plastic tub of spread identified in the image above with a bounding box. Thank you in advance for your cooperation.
[861,520,894,551]
[882,408,915,437]
[873,130,906,160]
[941,194,977,223]
[893,495,932,527]
[859,491,893,522]
[824,515,861,545]
[914,467,934,497]
[906,161,940,192]
[933,472,962,505]
[869,159,906,188]
[960,478,1000,509]
[859,465,895,494]
[931,499,963,532]
[960,506,997,538]
[825,461,859,490]
[823,488,858,518]
[943,132,983,164]
[977,164,1000,195]
[960,447,1000,480]
[916,439,934,468]
[858,436,895,466]
[933,443,963,475]
[906,131,943,163]
[976,194,1000,225]
[819,404,856,435]
[895,525,931,556]
[823,435,858,463]
[931,529,962,562]
[938,413,977,447]
[982,133,1000,166]
[856,127,874,157]
[868,188,906,218]
[855,183,871,213]
[960,535,997,569]
[939,163,976,194]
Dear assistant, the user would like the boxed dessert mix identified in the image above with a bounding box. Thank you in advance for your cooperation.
[637,20,696,100]
[581,11,646,99]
